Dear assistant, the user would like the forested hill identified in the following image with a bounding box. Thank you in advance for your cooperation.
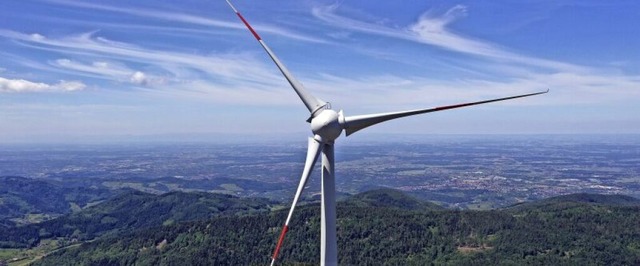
[0,190,273,249]
[33,190,640,266]
[0,176,115,225]
[343,188,444,211]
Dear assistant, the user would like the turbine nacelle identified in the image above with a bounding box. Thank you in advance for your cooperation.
[310,108,344,141]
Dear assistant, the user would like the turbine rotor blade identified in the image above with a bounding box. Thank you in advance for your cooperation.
[342,89,549,136]
[271,136,323,266]
[225,0,327,117]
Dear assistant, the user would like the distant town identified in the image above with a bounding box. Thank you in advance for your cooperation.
[2,134,638,209]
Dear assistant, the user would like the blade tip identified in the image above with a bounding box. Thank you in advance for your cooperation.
[271,225,289,261]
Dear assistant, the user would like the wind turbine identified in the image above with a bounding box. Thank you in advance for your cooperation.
[225,1,547,265]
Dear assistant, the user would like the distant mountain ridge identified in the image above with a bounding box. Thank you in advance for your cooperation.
[545,193,640,205]
[506,192,640,211]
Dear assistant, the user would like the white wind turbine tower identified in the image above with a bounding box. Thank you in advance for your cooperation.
[225,1,547,265]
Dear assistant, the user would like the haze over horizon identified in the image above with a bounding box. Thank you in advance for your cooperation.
[1,1,639,143]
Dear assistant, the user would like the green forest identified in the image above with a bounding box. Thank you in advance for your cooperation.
[0,190,273,249]
[2,189,634,265]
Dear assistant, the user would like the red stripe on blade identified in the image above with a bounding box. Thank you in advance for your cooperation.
[236,13,261,40]
[272,225,289,260]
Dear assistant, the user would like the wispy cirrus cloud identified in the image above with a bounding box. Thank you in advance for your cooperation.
[45,0,328,43]
[312,4,583,72]
[303,70,640,112]
[2,4,637,107]
[51,59,164,86]
[0,29,311,103]
[3,28,636,107]
[0,30,285,86]
[308,3,640,112]
[53,59,132,78]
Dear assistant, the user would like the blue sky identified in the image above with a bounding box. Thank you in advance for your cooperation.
[1,0,639,143]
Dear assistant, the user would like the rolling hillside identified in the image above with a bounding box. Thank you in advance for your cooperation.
[28,189,640,265]
[0,176,115,225]
[0,190,273,249]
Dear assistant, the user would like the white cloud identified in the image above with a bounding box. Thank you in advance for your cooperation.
[0,77,49,92]
[50,58,166,86]
[30,33,45,40]
[129,71,148,85]
[56,80,86,91]
[54,58,129,77]
[0,76,85,93]
[92,61,108,68]
[408,5,504,58]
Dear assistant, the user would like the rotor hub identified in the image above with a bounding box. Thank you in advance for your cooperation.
[310,109,343,141]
